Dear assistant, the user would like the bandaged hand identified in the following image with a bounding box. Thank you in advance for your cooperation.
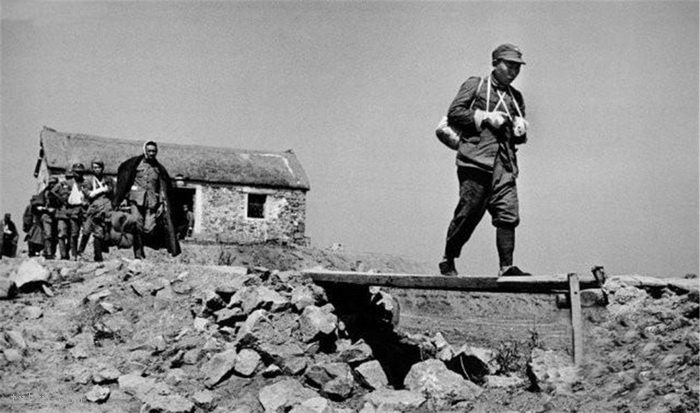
[475,110,509,130]
[89,187,107,198]
[513,116,529,137]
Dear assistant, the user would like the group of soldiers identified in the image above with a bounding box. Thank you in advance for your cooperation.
[23,160,116,262]
[21,141,185,262]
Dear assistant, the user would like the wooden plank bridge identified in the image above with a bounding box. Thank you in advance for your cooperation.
[301,270,598,293]
[302,270,592,365]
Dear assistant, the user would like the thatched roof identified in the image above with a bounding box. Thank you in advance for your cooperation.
[40,127,310,190]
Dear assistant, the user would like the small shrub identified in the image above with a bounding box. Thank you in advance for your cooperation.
[217,243,235,266]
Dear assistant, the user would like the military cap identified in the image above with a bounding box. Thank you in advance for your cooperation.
[71,163,86,174]
[492,43,526,64]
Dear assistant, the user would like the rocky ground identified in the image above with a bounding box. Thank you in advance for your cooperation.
[0,244,697,413]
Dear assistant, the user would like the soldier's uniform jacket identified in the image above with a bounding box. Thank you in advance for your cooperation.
[446,76,527,176]
[51,178,88,219]
[85,176,114,209]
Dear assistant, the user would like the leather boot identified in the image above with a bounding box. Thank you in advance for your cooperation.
[58,238,68,260]
[43,239,55,259]
[78,234,89,256]
[93,238,104,262]
[70,236,79,261]
[133,233,145,259]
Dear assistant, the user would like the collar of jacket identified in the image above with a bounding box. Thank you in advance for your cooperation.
[489,73,510,91]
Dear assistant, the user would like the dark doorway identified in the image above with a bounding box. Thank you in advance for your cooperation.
[171,188,195,239]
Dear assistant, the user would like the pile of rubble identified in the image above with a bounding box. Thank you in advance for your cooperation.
[0,257,521,413]
[575,275,699,413]
[0,254,697,413]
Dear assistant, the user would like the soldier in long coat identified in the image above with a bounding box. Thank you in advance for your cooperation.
[113,141,181,258]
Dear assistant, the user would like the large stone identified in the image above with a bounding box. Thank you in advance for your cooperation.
[322,375,355,400]
[362,388,426,411]
[291,285,316,311]
[258,378,319,412]
[85,385,110,403]
[4,348,22,363]
[299,305,338,342]
[183,348,202,365]
[234,349,261,377]
[99,302,118,314]
[445,345,491,382]
[236,309,274,345]
[432,332,449,350]
[608,275,667,290]
[205,291,227,312]
[68,332,95,359]
[118,374,170,399]
[257,286,290,312]
[289,396,335,413]
[667,278,700,295]
[262,364,283,378]
[469,346,498,375]
[283,356,309,376]
[5,330,27,349]
[371,290,400,326]
[193,317,210,331]
[100,313,134,338]
[527,348,580,394]
[215,307,245,326]
[10,259,50,289]
[436,345,455,362]
[230,286,290,314]
[86,289,111,303]
[354,360,389,390]
[202,349,238,388]
[257,341,306,372]
[0,278,17,299]
[130,279,157,296]
[404,359,482,404]
[214,282,242,303]
[192,390,215,408]
[338,340,373,364]
[118,374,152,394]
[165,368,187,386]
[306,362,353,388]
[236,310,293,347]
[92,366,121,384]
[229,286,260,314]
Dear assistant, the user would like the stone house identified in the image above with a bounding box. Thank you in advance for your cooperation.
[35,127,311,245]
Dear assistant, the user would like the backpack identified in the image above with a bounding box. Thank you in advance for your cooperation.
[435,77,485,150]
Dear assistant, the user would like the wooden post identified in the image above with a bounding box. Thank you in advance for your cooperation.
[568,273,583,366]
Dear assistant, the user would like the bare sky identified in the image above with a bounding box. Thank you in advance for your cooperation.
[1,0,698,276]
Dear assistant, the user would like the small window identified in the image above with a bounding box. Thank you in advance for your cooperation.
[247,193,267,219]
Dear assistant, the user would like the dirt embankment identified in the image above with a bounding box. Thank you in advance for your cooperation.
[0,245,697,413]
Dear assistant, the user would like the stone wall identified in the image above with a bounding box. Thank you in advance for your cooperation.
[197,185,307,245]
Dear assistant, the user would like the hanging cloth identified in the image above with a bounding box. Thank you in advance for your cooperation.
[485,75,522,175]
[67,181,84,205]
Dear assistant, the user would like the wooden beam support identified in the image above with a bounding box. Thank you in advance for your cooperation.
[303,270,497,291]
[302,270,599,293]
[568,273,583,366]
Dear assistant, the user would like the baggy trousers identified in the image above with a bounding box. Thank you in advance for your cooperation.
[444,160,520,260]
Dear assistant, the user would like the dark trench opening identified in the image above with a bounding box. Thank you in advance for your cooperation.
[320,283,426,388]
